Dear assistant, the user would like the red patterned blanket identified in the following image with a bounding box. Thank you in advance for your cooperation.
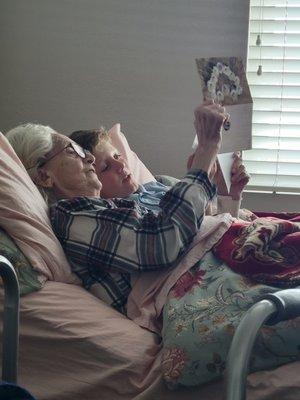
[213,212,300,287]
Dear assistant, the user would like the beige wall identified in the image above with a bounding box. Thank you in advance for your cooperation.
[4,1,292,212]
[0,0,250,177]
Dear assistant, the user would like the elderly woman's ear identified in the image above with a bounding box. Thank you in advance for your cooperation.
[34,168,54,188]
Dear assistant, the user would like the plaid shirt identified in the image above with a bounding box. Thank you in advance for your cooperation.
[50,170,216,314]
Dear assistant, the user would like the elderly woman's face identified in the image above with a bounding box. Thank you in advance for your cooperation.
[38,133,101,199]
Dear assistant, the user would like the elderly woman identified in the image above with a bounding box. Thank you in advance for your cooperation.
[6,101,230,314]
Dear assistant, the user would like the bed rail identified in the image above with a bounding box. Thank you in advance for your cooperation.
[0,255,20,384]
[225,288,300,400]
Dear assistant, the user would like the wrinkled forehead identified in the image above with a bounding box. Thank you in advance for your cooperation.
[46,133,72,157]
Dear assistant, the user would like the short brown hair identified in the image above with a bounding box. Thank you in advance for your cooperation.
[69,128,110,153]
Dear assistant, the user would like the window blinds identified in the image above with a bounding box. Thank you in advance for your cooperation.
[245,0,300,194]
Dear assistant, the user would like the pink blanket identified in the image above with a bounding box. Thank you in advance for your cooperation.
[127,213,234,333]
[0,133,77,283]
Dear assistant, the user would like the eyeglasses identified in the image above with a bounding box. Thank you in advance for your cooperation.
[27,142,88,171]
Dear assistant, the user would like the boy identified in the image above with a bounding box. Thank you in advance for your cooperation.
[70,128,250,217]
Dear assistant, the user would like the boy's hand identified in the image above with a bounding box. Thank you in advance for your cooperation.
[214,152,250,199]
[229,152,250,200]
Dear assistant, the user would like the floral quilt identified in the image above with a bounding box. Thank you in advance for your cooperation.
[213,212,300,287]
[161,250,300,388]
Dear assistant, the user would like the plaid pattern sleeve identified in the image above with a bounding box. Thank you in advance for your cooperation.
[50,169,216,313]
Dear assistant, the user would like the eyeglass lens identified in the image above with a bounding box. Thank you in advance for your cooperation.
[71,142,86,158]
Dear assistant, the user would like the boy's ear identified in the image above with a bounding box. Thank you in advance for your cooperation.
[35,168,54,188]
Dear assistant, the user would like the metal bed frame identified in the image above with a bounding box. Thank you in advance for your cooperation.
[0,255,20,384]
[1,254,300,399]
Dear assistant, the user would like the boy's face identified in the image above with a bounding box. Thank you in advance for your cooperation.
[93,141,139,199]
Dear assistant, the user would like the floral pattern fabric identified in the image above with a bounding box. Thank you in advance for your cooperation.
[162,250,300,388]
[0,228,46,295]
[213,213,300,287]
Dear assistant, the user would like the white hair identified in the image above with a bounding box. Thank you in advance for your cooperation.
[5,123,56,202]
